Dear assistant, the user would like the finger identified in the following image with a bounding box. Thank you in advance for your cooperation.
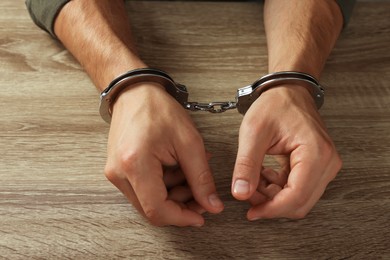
[247,147,326,220]
[247,188,296,220]
[273,155,290,171]
[168,191,207,215]
[105,170,145,216]
[176,136,224,214]
[127,155,204,227]
[248,176,313,219]
[248,181,322,221]
[261,167,288,187]
[232,119,272,200]
[187,200,207,215]
[259,183,283,200]
[163,167,186,189]
[248,190,268,206]
[162,154,215,189]
[168,185,193,203]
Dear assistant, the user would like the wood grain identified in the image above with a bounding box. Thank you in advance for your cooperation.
[1,1,389,259]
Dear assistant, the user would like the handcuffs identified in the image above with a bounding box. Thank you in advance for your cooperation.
[99,68,324,123]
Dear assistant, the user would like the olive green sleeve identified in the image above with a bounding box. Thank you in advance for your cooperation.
[25,0,70,38]
[336,0,356,27]
[25,0,356,39]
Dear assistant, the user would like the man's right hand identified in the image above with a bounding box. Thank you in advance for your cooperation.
[52,0,224,226]
[104,83,224,227]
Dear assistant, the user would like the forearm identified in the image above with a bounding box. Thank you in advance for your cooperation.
[54,0,146,91]
[264,0,343,78]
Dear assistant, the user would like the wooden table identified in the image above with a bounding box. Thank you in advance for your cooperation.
[1,1,389,259]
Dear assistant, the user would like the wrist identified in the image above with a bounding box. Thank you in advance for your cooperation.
[112,82,166,113]
[118,81,165,97]
[236,71,324,114]
[99,68,189,123]
[260,84,317,110]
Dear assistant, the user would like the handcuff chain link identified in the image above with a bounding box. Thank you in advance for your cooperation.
[184,101,237,113]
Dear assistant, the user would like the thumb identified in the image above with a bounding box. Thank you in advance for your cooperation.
[232,123,270,200]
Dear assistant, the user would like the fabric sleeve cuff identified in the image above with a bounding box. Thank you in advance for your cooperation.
[336,0,357,28]
[25,0,71,39]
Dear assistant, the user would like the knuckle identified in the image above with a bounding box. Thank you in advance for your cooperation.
[323,142,334,157]
[317,138,336,161]
[328,155,343,181]
[336,155,343,170]
[118,150,140,172]
[104,149,142,184]
[196,168,214,187]
[235,156,258,176]
[323,146,343,182]
[313,139,343,182]
[333,154,343,173]
[104,165,118,182]
[333,156,343,179]
[144,207,163,226]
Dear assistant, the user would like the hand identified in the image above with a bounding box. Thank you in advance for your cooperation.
[104,83,224,226]
[231,85,342,220]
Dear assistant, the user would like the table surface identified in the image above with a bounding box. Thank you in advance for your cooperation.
[1,1,389,259]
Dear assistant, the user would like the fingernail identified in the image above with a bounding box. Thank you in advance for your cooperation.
[208,193,223,208]
[249,217,261,221]
[233,179,250,195]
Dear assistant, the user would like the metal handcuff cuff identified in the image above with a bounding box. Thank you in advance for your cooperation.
[99,68,324,123]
